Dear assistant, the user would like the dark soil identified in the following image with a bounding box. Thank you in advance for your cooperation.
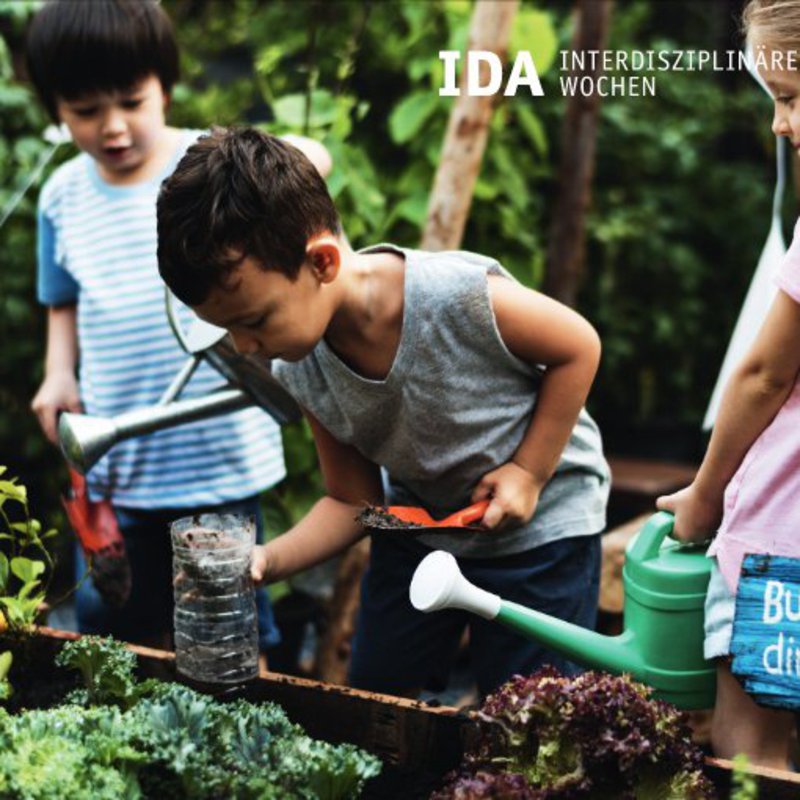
[175,527,242,552]
[173,528,250,588]
[356,506,485,534]
[3,633,79,712]
[356,506,425,531]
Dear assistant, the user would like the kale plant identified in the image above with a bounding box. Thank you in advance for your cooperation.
[55,635,138,708]
[0,636,382,798]
[434,667,715,800]
[129,684,381,799]
[0,704,144,799]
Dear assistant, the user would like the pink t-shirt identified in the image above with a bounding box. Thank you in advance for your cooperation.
[709,218,800,593]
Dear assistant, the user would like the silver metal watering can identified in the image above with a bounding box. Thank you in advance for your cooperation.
[58,292,301,474]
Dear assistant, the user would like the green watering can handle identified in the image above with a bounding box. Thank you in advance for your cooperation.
[627,510,675,561]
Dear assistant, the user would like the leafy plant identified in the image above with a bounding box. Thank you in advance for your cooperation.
[432,769,537,799]
[0,703,149,800]
[55,636,138,709]
[0,467,58,630]
[434,667,714,799]
[0,468,60,705]
[730,754,759,800]
[30,635,383,799]
[0,651,11,701]
[130,684,381,799]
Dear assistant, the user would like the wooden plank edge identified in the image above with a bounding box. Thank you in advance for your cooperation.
[705,755,800,798]
[33,625,464,717]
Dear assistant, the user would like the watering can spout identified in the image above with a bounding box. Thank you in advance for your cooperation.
[58,389,251,474]
[58,304,302,476]
[410,551,502,619]
[410,550,645,679]
[59,412,117,476]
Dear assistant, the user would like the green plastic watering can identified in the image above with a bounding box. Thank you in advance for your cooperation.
[409,511,716,710]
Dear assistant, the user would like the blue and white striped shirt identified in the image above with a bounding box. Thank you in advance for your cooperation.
[37,129,285,508]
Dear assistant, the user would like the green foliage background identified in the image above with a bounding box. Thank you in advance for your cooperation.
[0,0,783,544]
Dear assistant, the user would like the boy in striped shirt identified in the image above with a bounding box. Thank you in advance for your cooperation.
[26,0,331,651]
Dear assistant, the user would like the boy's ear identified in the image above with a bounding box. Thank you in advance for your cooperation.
[306,235,341,284]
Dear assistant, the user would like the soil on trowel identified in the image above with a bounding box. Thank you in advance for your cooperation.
[356,506,425,531]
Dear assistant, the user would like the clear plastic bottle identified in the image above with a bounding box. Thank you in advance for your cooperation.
[171,513,258,683]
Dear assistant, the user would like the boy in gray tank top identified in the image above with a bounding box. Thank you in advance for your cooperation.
[157,127,611,697]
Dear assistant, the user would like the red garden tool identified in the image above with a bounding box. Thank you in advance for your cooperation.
[62,469,131,607]
[357,499,490,532]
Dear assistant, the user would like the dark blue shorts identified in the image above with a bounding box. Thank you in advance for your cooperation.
[74,495,280,650]
[349,532,601,697]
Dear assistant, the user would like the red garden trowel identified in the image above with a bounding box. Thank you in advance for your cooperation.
[358,499,490,533]
[62,469,131,608]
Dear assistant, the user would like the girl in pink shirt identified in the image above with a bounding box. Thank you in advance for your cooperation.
[658,0,800,769]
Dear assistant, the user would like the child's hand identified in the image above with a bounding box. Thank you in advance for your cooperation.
[472,462,543,530]
[31,371,82,445]
[656,483,720,544]
[251,543,275,585]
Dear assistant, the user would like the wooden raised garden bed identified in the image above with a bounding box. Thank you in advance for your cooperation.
[3,627,800,799]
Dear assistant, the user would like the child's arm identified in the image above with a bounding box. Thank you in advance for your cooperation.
[281,134,333,179]
[474,275,601,529]
[31,305,81,445]
[658,290,800,542]
[251,410,383,584]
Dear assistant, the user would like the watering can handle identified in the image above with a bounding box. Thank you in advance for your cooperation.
[627,511,675,561]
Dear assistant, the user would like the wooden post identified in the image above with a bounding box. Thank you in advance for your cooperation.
[421,0,520,251]
[312,538,370,685]
[543,0,613,307]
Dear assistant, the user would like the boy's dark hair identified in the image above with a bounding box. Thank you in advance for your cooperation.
[25,0,179,122]
[157,127,341,306]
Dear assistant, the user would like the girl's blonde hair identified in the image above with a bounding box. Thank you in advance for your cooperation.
[742,0,800,51]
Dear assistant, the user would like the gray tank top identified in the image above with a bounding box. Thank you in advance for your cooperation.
[274,245,609,557]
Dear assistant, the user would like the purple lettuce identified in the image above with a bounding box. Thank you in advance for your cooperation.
[433,667,715,799]
[431,770,540,799]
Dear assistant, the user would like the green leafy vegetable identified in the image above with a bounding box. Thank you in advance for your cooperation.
[0,635,383,798]
[56,636,138,708]
[0,651,12,701]
[0,468,59,631]
[730,754,759,800]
